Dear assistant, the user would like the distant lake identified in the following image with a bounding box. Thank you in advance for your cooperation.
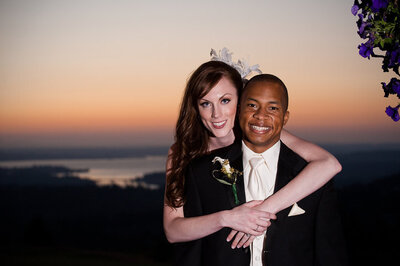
[0,144,399,188]
[0,156,166,187]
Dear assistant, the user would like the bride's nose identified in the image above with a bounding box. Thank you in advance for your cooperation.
[212,105,222,119]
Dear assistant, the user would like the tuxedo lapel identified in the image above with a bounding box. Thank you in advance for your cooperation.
[274,149,292,193]
[273,142,294,217]
[265,142,293,248]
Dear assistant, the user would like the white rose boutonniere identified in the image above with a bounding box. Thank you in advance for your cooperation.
[212,156,243,205]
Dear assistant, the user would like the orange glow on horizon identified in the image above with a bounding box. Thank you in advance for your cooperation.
[0,113,176,134]
[1,1,399,147]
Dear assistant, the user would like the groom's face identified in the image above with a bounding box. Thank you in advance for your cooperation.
[239,81,289,153]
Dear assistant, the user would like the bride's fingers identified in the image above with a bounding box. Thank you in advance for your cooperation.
[249,220,271,236]
[257,219,271,230]
[250,217,271,231]
[253,226,266,234]
[249,226,264,236]
[231,232,245,249]
[243,235,257,248]
[237,233,251,248]
[226,229,238,242]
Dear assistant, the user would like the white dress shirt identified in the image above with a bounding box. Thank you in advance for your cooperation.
[242,140,281,266]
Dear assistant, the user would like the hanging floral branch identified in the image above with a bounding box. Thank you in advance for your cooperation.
[352,0,400,121]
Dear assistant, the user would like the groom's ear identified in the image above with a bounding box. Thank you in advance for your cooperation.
[283,110,289,126]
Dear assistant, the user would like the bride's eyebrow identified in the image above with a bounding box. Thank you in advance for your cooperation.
[201,93,233,102]
[220,93,233,98]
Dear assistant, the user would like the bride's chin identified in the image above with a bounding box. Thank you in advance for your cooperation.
[217,129,234,139]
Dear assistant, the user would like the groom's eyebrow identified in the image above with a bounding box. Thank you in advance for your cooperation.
[247,97,258,102]
[246,97,282,106]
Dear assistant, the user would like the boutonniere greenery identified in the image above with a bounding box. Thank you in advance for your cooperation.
[212,156,243,205]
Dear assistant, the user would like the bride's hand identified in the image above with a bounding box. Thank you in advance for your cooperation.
[227,231,257,249]
[223,200,275,234]
[222,200,275,246]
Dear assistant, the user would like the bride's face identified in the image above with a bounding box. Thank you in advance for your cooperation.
[198,77,238,138]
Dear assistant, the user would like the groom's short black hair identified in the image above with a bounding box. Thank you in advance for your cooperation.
[242,74,289,111]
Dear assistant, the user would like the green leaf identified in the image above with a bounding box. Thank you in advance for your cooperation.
[383,38,393,47]
[232,184,239,205]
[214,177,232,186]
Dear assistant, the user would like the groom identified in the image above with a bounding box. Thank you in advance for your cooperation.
[179,74,347,266]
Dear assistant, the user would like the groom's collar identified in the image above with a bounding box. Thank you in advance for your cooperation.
[242,140,281,172]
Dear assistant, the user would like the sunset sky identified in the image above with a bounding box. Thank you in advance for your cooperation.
[0,0,399,148]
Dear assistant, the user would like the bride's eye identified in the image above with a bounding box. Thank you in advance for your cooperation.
[200,101,211,108]
[221,98,231,104]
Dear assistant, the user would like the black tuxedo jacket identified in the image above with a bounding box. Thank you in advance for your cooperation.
[174,141,347,266]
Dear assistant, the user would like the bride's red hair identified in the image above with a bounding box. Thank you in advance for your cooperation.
[165,61,242,208]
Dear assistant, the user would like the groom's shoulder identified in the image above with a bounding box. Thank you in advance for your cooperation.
[280,142,308,172]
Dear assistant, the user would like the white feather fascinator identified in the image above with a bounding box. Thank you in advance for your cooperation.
[210,47,262,80]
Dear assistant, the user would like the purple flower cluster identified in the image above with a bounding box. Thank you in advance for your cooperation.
[352,0,389,13]
[382,78,400,98]
[352,0,400,122]
[371,0,389,12]
[385,105,400,122]
[359,39,374,58]
[383,46,400,72]
[354,10,375,58]
[351,4,359,15]
[356,13,372,38]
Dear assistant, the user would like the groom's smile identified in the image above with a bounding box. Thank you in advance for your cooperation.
[249,124,271,134]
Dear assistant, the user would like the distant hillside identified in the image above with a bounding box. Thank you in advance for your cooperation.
[0,165,165,189]
[0,166,94,186]
[0,167,170,265]
[334,150,400,187]
[1,143,399,161]
[1,156,399,265]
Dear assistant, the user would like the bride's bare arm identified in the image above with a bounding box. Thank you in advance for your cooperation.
[228,129,341,248]
[163,201,273,243]
[258,129,342,214]
[163,149,275,243]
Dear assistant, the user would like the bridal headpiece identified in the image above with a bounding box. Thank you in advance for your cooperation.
[210,47,262,80]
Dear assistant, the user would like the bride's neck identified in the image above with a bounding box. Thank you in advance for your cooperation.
[207,130,235,152]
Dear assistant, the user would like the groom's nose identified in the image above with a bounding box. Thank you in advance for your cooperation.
[253,108,268,120]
